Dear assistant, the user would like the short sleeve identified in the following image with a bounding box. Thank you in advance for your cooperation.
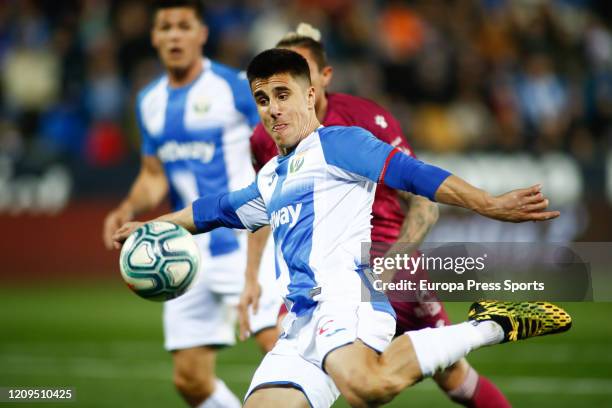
[228,181,269,231]
[192,181,269,233]
[136,96,156,156]
[319,126,395,182]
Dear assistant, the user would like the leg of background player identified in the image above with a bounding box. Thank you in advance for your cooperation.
[254,327,279,353]
[434,359,511,408]
[244,387,310,408]
[172,347,241,408]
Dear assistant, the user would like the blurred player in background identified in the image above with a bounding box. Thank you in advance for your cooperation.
[102,1,279,407]
[242,23,511,407]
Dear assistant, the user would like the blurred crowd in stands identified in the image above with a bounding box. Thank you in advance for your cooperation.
[0,0,611,177]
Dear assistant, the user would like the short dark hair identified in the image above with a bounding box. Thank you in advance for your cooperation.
[152,0,204,22]
[276,36,327,71]
[246,48,311,86]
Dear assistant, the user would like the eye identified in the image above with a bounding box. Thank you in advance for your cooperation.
[179,21,191,30]
[278,92,289,100]
[256,97,269,106]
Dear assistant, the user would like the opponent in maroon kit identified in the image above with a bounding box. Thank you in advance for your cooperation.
[243,24,511,407]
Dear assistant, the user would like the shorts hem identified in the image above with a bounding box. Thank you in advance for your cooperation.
[320,341,354,374]
[164,340,235,352]
[357,337,384,354]
[245,381,314,408]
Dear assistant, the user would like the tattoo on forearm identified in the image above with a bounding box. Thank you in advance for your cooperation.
[401,198,437,244]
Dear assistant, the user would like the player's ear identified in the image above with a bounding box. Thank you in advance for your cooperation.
[199,23,209,47]
[321,66,333,88]
[307,86,316,109]
[151,30,160,49]
[151,22,159,49]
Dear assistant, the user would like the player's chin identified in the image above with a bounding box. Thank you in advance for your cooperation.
[162,57,189,71]
[269,130,288,145]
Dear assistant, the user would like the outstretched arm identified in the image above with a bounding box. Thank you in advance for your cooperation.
[433,176,559,222]
[382,150,559,223]
[111,205,196,248]
[320,127,559,223]
[111,181,269,248]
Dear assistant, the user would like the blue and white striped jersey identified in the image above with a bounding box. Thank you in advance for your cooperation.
[136,58,258,261]
[193,126,451,316]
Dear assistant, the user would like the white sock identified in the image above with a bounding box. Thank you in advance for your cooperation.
[447,365,479,400]
[197,379,241,408]
[405,321,503,377]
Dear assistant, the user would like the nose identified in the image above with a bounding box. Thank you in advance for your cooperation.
[168,27,182,41]
[269,98,281,119]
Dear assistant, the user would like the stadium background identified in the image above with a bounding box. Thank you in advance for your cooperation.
[1,0,611,406]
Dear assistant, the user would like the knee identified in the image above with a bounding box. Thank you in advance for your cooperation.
[341,369,405,407]
[433,359,470,393]
[173,364,215,404]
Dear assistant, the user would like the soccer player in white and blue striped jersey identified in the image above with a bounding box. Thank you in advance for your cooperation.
[113,49,568,408]
[102,2,280,407]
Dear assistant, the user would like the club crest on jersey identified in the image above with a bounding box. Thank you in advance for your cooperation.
[289,155,305,174]
[192,98,210,114]
[270,203,302,230]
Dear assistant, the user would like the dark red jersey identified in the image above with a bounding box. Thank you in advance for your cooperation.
[250,93,415,244]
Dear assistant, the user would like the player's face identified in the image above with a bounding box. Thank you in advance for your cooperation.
[286,46,332,107]
[251,73,316,152]
[152,7,207,72]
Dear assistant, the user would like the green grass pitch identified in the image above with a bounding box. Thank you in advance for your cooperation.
[1,280,611,407]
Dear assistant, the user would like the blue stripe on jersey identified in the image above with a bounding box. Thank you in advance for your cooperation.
[356,265,396,318]
[163,85,239,257]
[270,153,317,316]
[210,61,260,127]
[319,126,394,182]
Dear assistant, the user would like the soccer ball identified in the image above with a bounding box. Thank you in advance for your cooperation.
[119,221,200,301]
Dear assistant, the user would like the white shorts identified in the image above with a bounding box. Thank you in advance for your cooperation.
[249,233,282,335]
[245,301,396,408]
[164,233,281,351]
[195,231,247,295]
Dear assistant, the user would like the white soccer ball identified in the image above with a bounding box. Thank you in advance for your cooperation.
[119,221,200,301]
